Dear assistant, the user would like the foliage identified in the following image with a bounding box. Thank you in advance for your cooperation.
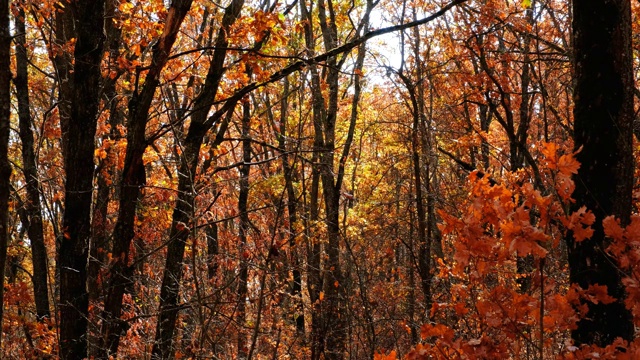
[0,0,638,358]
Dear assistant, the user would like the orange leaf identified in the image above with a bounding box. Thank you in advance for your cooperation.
[584,284,616,305]
[374,351,397,360]
[603,216,623,241]
[557,153,580,176]
[420,323,454,341]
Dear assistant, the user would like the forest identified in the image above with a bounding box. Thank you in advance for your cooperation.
[0,0,638,358]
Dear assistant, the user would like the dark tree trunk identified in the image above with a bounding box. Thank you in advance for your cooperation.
[236,97,251,360]
[393,66,433,319]
[13,2,51,321]
[0,0,11,350]
[59,1,106,359]
[151,1,244,357]
[314,0,348,357]
[88,0,124,305]
[277,78,305,335]
[88,3,125,356]
[206,224,219,279]
[299,2,324,358]
[98,2,193,357]
[52,3,75,310]
[306,134,323,360]
[569,0,634,347]
[53,1,74,163]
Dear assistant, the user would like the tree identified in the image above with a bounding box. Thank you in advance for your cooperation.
[568,0,634,347]
[151,0,245,357]
[0,0,11,349]
[14,0,50,322]
[99,1,193,357]
[58,0,106,358]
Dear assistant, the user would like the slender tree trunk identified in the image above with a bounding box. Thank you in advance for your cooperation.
[277,78,305,335]
[299,2,324,357]
[52,0,75,162]
[306,147,323,360]
[315,0,347,356]
[206,224,219,279]
[515,5,535,294]
[52,2,74,308]
[152,2,244,357]
[99,2,193,357]
[59,1,106,358]
[0,0,11,350]
[568,0,634,346]
[88,0,125,305]
[237,97,251,360]
[13,2,51,321]
[88,1,124,355]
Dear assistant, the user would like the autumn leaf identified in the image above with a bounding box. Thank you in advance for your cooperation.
[374,350,397,360]
[541,142,559,169]
[603,216,624,241]
[583,284,616,305]
[565,206,596,242]
[557,153,580,176]
[420,323,454,342]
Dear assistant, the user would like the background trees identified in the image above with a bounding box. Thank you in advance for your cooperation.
[0,0,638,358]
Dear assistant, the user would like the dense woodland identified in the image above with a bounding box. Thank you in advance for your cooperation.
[0,0,639,358]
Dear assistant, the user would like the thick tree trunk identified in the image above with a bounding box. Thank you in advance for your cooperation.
[569,0,634,346]
[59,1,106,358]
[0,0,11,350]
[14,2,51,321]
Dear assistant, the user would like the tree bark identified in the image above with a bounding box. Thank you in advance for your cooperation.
[236,96,251,360]
[276,78,305,335]
[0,0,11,350]
[299,2,324,358]
[569,0,634,347]
[98,1,193,357]
[59,1,106,358]
[151,1,244,357]
[13,1,51,321]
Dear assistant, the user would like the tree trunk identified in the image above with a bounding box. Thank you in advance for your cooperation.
[151,1,244,357]
[569,0,634,347]
[277,78,305,335]
[236,96,251,360]
[98,2,193,357]
[13,2,51,321]
[59,1,106,358]
[299,2,324,358]
[0,0,11,350]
